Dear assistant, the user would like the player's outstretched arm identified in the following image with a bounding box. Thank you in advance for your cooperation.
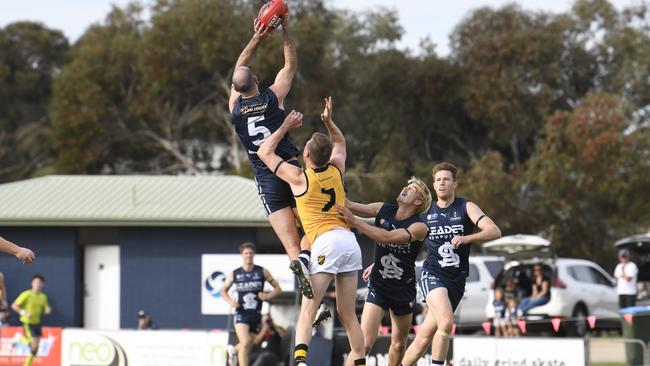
[320,97,346,173]
[337,205,428,244]
[345,199,382,218]
[258,110,306,191]
[269,14,297,108]
[228,21,271,111]
[0,236,35,264]
[451,202,501,248]
[220,271,239,308]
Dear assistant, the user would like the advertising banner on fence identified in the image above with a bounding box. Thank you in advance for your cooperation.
[61,329,229,366]
[453,336,586,366]
[333,334,433,366]
[201,254,296,315]
[0,327,61,366]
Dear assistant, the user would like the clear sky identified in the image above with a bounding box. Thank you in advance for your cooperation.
[0,0,637,56]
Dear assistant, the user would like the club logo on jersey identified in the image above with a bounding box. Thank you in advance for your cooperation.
[451,210,462,221]
[318,255,326,265]
[240,102,268,115]
[379,253,404,280]
[379,218,393,230]
[438,242,461,267]
[242,293,258,310]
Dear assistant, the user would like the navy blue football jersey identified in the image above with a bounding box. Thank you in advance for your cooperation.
[421,197,475,279]
[233,265,265,314]
[368,203,425,300]
[231,89,299,171]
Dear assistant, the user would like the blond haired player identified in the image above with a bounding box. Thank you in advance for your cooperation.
[336,177,431,366]
[258,97,365,366]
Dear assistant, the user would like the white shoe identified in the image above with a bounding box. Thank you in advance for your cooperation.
[227,344,237,366]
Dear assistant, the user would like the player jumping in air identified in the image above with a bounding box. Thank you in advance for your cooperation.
[228,10,312,298]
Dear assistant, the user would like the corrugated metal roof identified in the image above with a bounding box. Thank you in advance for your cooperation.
[0,175,269,227]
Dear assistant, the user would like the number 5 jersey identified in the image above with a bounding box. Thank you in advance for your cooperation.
[231,89,300,173]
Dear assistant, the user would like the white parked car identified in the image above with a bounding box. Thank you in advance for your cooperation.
[415,255,504,328]
[483,235,619,336]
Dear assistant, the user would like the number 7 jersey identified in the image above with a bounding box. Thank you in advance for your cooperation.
[231,89,300,171]
[295,164,350,245]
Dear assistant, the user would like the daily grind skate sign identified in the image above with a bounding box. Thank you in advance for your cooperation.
[452,337,586,366]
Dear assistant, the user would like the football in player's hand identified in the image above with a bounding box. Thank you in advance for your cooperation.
[257,0,288,31]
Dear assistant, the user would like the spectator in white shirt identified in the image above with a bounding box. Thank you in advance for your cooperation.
[614,249,638,309]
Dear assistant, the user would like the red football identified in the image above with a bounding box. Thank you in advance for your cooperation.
[257,0,288,30]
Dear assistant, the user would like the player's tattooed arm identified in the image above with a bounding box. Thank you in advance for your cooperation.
[337,206,428,244]
[451,201,501,248]
[260,268,282,301]
[345,199,382,218]
[258,110,306,193]
[220,271,239,308]
[270,11,297,108]
[229,20,271,110]
[235,19,271,69]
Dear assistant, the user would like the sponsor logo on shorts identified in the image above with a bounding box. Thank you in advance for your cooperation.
[318,255,326,265]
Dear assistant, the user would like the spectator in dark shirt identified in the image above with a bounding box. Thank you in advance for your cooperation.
[137,310,157,330]
[251,314,288,366]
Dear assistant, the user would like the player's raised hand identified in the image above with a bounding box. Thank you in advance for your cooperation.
[362,264,374,282]
[16,247,35,264]
[281,11,290,30]
[282,110,303,130]
[320,96,333,123]
[253,18,271,39]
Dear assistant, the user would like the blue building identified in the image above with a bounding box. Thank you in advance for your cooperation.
[0,175,374,331]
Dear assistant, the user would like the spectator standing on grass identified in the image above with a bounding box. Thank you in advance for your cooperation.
[614,249,638,309]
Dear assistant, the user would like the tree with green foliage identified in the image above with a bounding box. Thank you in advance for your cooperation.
[0,21,69,181]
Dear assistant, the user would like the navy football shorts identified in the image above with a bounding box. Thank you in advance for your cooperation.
[418,270,466,312]
[366,286,416,316]
[253,159,301,215]
[23,323,42,338]
[234,311,262,334]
